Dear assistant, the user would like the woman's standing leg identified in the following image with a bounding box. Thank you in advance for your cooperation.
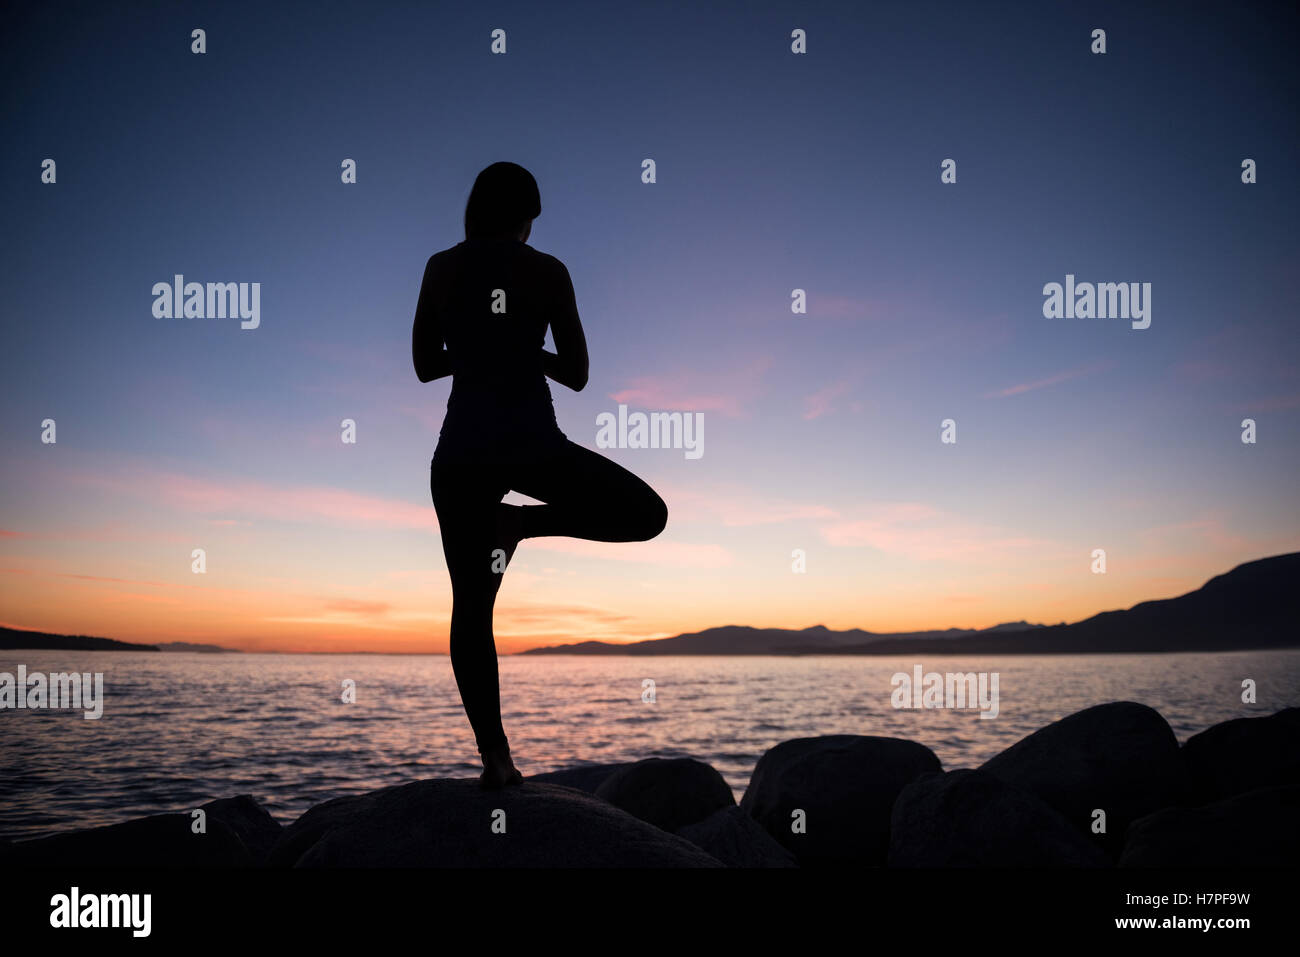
[430,440,667,787]
[430,458,520,787]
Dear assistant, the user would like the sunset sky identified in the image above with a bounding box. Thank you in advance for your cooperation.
[3,1,1297,653]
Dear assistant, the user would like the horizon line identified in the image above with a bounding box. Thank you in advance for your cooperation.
[4,548,1293,654]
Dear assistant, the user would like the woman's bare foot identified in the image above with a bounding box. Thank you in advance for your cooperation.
[479,743,523,789]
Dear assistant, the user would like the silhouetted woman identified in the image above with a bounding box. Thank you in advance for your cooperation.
[413,162,668,788]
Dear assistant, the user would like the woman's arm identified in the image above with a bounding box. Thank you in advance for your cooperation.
[412,255,452,383]
[543,258,589,391]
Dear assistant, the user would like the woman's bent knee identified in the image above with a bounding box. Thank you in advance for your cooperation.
[638,490,668,540]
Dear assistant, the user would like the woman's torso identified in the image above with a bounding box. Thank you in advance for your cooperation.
[432,238,566,461]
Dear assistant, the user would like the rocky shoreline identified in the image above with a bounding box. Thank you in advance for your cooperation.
[4,702,1296,868]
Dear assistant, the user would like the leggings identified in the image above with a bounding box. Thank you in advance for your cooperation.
[430,438,668,753]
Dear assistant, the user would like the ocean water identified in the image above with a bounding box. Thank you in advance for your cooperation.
[2,649,1298,841]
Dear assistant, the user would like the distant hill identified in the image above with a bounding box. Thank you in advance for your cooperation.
[0,626,158,652]
[521,552,1300,655]
[153,641,241,653]
[842,551,1300,655]
[522,621,1046,655]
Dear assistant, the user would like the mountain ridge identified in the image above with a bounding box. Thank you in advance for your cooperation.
[0,626,159,652]
[521,552,1300,655]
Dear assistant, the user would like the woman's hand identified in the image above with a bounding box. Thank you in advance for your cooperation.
[542,348,586,391]
[544,259,589,391]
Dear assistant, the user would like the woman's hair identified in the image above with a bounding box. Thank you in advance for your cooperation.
[463,162,542,239]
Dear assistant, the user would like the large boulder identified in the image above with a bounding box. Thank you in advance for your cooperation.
[269,779,723,867]
[194,795,282,865]
[1120,785,1300,867]
[5,794,279,868]
[527,762,635,794]
[594,757,735,832]
[889,769,1110,867]
[676,806,798,868]
[980,702,1186,856]
[1181,708,1300,805]
[740,735,941,866]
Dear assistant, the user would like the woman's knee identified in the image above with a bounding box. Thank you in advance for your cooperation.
[636,488,668,540]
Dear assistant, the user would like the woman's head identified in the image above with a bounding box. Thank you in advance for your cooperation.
[464,162,541,240]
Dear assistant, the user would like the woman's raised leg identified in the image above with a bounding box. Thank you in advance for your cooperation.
[506,440,668,544]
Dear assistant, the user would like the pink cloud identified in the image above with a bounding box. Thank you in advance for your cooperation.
[68,466,436,532]
[986,360,1116,398]
[820,503,1049,561]
[526,537,732,568]
[610,383,742,416]
[609,358,772,418]
[5,522,193,547]
[803,381,853,420]
[60,573,176,586]
[1136,515,1255,552]
[658,483,838,527]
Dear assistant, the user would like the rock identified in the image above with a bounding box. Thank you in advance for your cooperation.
[6,794,279,868]
[740,735,941,866]
[889,769,1110,867]
[594,757,735,832]
[526,762,635,794]
[269,779,723,867]
[1120,785,1300,867]
[676,806,798,867]
[1181,708,1300,805]
[199,795,283,865]
[980,701,1186,856]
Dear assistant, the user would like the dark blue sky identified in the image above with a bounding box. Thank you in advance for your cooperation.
[2,0,1297,650]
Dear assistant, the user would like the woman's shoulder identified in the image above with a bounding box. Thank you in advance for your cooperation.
[429,241,467,262]
[520,245,571,281]
[422,243,460,273]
